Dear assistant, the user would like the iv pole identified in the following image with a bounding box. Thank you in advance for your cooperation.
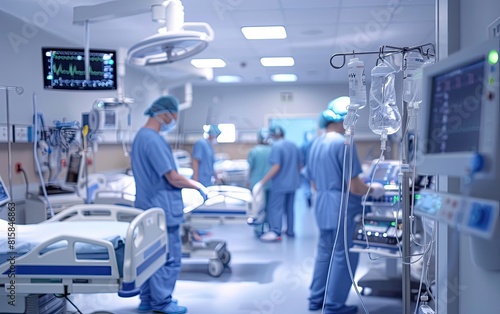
[0,85,24,198]
[329,43,435,314]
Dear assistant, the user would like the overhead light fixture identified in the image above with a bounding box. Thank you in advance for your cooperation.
[260,57,295,67]
[191,58,226,68]
[215,75,242,83]
[241,26,287,39]
[270,74,298,82]
[127,0,214,66]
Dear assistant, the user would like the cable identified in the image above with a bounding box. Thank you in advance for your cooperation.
[343,135,369,314]
[54,294,83,314]
[19,169,29,196]
[33,93,54,217]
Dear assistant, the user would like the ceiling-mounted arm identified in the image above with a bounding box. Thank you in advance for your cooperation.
[73,0,163,24]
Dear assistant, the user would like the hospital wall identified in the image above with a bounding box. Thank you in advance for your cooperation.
[0,10,162,199]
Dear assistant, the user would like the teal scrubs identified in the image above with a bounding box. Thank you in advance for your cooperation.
[247,144,272,190]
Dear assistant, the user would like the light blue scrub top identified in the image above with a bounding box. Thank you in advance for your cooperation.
[269,139,302,193]
[306,132,363,230]
[131,128,184,227]
[192,138,215,186]
[247,144,272,190]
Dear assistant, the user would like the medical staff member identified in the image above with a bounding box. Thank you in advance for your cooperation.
[131,96,208,314]
[247,128,272,236]
[192,124,221,186]
[306,106,384,314]
[258,126,302,241]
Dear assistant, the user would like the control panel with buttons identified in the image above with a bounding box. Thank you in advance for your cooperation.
[414,190,499,239]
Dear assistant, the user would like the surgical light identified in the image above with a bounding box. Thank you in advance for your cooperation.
[260,57,295,67]
[241,26,287,40]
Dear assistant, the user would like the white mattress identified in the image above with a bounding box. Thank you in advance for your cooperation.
[0,220,130,254]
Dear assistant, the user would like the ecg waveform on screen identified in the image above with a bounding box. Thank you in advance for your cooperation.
[42,47,117,90]
[51,63,105,77]
[52,55,105,62]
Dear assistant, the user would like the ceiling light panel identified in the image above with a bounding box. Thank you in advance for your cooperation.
[260,57,295,67]
[241,26,287,39]
[215,75,243,83]
[270,74,298,82]
[191,58,226,68]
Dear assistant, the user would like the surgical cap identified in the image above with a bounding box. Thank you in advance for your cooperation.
[206,124,221,137]
[318,108,346,128]
[269,126,285,137]
[257,128,270,144]
[327,97,349,116]
[144,95,179,117]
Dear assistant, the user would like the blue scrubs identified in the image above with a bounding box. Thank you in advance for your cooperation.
[306,132,363,314]
[130,128,183,311]
[192,138,215,186]
[267,139,302,236]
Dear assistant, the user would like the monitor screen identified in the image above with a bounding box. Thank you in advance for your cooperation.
[426,58,485,154]
[65,154,82,185]
[42,47,117,90]
[0,176,10,207]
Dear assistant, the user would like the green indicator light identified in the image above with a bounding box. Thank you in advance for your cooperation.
[415,194,421,200]
[488,50,499,65]
[391,222,396,227]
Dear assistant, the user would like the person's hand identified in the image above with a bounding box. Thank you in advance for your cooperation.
[193,181,209,201]
[369,182,385,199]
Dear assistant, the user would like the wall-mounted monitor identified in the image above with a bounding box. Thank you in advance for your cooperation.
[42,47,117,90]
[419,37,500,179]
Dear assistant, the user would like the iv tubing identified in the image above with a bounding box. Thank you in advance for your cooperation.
[33,93,54,217]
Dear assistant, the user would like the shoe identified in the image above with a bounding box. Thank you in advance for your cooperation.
[260,231,281,242]
[308,302,323,311]
[152,302,187,314]
[323,305,358,314]
[283,229,295,237]
[139,299,178,312]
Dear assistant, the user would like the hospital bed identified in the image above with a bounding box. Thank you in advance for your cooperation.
[0,204,168,313]
[94,184,254,277]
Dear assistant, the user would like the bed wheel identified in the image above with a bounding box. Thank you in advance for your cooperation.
[220,250,231,265]
[208,259,224,277]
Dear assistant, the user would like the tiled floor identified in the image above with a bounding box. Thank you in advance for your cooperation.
[68,189,409,314]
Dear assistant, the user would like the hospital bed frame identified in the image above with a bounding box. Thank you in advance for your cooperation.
[0,204,167,313]
[94,186,254,277]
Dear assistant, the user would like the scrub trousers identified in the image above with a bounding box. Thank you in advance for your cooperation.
[267,190,295,236]
[309,218,360,314]
[140,225,181,310]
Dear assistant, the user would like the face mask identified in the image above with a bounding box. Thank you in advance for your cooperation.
[155,116,177,133]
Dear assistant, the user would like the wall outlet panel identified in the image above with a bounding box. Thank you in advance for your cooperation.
[0,125,9,142]
[13,125,33,143]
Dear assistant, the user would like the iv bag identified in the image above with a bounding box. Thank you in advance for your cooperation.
[369,60,401,135]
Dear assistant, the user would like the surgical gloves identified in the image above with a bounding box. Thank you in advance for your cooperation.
[369,182,385,199]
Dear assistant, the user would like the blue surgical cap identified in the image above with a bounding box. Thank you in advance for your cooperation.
[206,124,221,137]
[144,95,179,117]
[318,108,346,128]
[269,126,285,137]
